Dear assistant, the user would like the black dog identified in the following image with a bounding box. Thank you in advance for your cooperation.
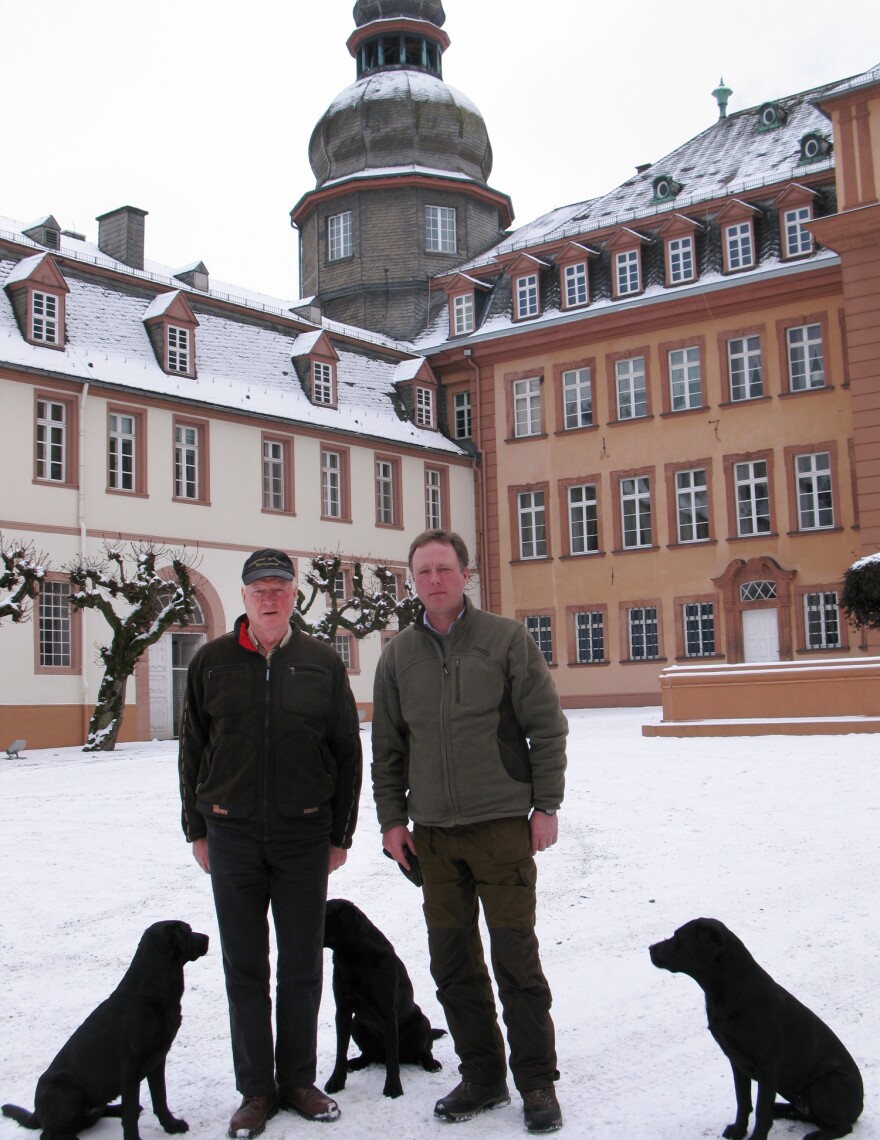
[3,921,209,1140]
[323,899,445,1098]
[650,918,863,1140]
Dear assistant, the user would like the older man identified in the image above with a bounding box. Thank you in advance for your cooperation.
[179,548,361,1137]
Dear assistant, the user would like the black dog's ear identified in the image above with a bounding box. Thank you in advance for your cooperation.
[695,919,726,960]
[165,921,193,959]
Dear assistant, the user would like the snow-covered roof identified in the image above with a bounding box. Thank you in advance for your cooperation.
[3,252,46,287]
[323,69,484,121]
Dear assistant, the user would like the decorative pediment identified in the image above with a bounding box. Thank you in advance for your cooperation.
[604,226,651,251]
[657,214,704,238]
[773,183,821,209]
[436,271,493,297]
[142,289,199,328]
[291,329,338,364]
[548,241,600,267]
[716,199,762,223]
[3,252,69,295]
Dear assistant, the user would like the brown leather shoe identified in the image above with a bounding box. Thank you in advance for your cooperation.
[279,1086,340,1122]
[228,1095,279,1139]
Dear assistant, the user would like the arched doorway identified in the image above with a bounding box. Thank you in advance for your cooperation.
[712,556,796,663]
[149,593,208,739]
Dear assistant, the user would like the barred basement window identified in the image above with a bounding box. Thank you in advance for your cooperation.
[575,610,604,663]
[804,591,840,650]
[524,615,553,665]
[684,602,715,657]
[628,606,659,660]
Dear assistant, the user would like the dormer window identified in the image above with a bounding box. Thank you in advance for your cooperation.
[439,272,491,338]
[717,200,761,273]
[799,133,832,164]
[652,175,683,204]
[167,326,190,373]
[313,360,336,405]
[757,102,787,131]
[394,359,438,431]
[515,272,540,319]
[3,252,69,350]
[32,291,60,344]
[291,330,340,409]
[416,385,434,427]
[774,184,819,260]
[143,290,199,378]
[607,228,649,299]
[173,262,210,291]
[23,215,62,250]
[658,216,702,287]
[452,291,474,335]
[551,241,598,311]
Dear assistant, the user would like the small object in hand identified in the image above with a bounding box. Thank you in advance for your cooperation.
[383,846,422,887]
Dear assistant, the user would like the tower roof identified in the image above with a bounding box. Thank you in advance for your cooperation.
[353,1,445,27]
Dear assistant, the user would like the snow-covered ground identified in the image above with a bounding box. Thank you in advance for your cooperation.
[1,708,877,1139]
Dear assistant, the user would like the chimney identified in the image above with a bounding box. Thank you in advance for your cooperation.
[96,206,148,270]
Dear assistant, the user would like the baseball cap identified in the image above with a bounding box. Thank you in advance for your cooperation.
[242,548,295,585]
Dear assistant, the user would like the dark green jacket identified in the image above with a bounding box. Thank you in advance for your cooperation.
[179,615,362,848]
[372,599,567,830]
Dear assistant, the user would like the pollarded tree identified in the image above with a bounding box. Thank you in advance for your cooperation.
[67,543,198,752]
[841,552,880,631]
[0,534,48,623]
[294,552,421,642]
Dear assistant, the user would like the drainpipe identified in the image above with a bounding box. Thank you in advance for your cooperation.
[463,350,491,612]
[78,382,90,742]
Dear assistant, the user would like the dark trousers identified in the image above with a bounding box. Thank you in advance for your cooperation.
[414,817,558,1092]
[207,820,330,1096]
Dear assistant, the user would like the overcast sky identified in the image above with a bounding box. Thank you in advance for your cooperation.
[1,0,876,301]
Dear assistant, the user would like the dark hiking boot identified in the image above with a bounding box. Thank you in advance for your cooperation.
[228,1095,278,1139]
[434,1080,510,1122]
[522,1087,563,1133]
[279,1086,340,1122]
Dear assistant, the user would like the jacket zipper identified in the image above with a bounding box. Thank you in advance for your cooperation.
[261,655,272,840]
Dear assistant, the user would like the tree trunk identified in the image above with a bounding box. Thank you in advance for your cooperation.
[83,673,129,752]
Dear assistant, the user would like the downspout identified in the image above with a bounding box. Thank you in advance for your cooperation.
[463,350,491,612]
[78,381,90,742]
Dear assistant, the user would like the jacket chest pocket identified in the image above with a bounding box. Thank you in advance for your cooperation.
[204,664,253,717]
[280,663,332,718]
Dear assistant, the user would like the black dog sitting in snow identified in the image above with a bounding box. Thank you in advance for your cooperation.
[649,918,863,1140]
[323,899,446,1098]
[3,921,209,1140]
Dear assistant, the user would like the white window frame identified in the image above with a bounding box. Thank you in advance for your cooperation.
[313,361,334,405]
[734,459,770,536]
[36,398,67,482]
[615,357,647,420]
[562,367,592,430]
[668,236,695,284]
[575,610,604,664]
[518,490,547,559]
[415,386,434,428]
[109,412,136,492]
[621,476,652,549]
[31,290,60,344]
[39,580,72,668]
[174,423,200,500]
[453,292,474,335]
[615,249,640,295]
[262,438,286,511]
[515,273,540,319]
[513,377,542,437]
[564,261,588,308]
[328,211,352,261]
[425,205,457,253]
[786,324,825,390]
[628,606,659,660]
[804,591,841,650]
[675,468,709,543]
[334,632,353,669]
[425,467,443,529]
[167,325,190,373]
[796,451,834,530]
[453,390,472,439]
[376,459,395,526]
[568,483,598,555]
[524,614,553,665]
[322,450,342,518]
[683,602,716,658]
[668,346,702,411]
[725,222,755,271]
[728,335,763,401]
[784,206,814,257]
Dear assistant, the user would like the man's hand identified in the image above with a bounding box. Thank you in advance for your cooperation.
[192,837,210,874]
[329,845,347,874]
[530,810,559,855]
[382,823,418,871]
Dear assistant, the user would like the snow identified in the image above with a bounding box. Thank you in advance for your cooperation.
[1,707,877,1139]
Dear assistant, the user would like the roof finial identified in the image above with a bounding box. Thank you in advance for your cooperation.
[712,77,733,120]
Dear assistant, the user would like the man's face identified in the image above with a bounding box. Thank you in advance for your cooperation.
[410,540,469,630]
[242,576,296,650]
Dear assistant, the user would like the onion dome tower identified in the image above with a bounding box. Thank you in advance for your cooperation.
[290,0,512,341]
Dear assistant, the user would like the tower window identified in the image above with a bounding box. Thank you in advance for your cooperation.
[328,212,352,262]
[426,206,457,253]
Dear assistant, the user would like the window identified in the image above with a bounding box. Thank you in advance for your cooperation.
[675,468,709,543]
[513,377,542,437]
[108,412,137,492]
[36,397,68,482]
[563,262,588,308]
[804,591,841,650]
[415,386,434,428]
[518,490,547,559]
[38,580,73,669]
[262,436,294,514]
[786,324,825,390]
[515,273,540,319]
[615,249,640,296]
[453,390,472,439]
[425,205,456,252]
[727,335,763,401]
[31,291,60,344]
[322,449,343,519]
[734,460,770,536]
[668,346,702,411]
[328,211,352,261]
[616,357,647,420]
[425,467,443,530]
[783,206,813,258]
[312,361,335,405]
[174,422,203,500]
[574,610,604,664]
[167,326,190,373]
[568,484,598,555]
[375,456,401,527]
[562,368,592,429]
[725,222,755,271]
[452,292,474,335]
[524,615,553,665]
[683,602,716,657]
[796,451,833,530]
[628,606,659,660]
[620,476,652,549]
[668,236,695,284]
[334,633,353,669]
